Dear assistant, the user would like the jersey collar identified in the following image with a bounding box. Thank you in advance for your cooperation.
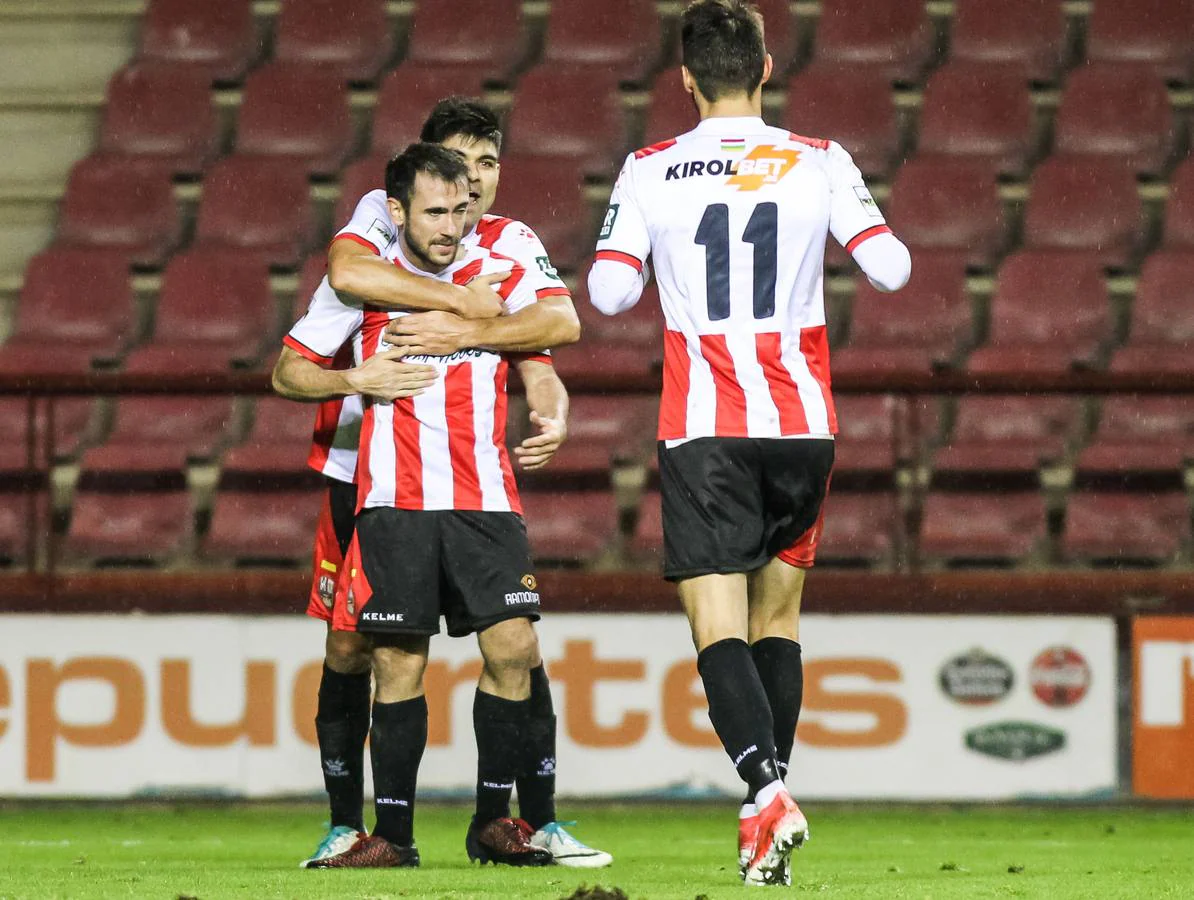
[691,115,768,135]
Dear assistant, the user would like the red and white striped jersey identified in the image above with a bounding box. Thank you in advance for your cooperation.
[289,189,568,484]
[594,116,891,442]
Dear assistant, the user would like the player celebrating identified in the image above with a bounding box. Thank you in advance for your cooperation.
[587,0,910,886]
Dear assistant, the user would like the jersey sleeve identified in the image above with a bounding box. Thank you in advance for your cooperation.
[332,189,397,256]
[492,220,572,302]
[283,280,365,366]
[594,154,652,272]
[826,142,892,253]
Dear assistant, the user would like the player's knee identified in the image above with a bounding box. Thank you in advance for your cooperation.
[370,635,429,700]
[324,629,371,674]
[480,618,538,674]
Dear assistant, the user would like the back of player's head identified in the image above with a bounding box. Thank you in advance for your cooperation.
[419,96,503,153]
[681,0,766,102]
[385,142,470,210]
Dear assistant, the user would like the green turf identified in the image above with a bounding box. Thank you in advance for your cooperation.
[0,802,1191,899]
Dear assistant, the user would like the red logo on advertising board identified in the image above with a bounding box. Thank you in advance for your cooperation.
[1029,646,1091,708]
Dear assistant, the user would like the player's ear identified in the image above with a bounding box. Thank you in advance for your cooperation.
[680,65,696,97]
[761,53,774,87]
[386,196,405,229]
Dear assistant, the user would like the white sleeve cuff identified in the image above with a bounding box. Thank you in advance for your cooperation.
[587,257,647,315]
[852,232,912,292]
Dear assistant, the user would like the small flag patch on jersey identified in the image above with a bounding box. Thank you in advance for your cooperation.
[721,138,746,152]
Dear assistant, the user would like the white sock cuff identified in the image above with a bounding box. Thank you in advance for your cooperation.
[739,803,758,819]
[753,779,786,811]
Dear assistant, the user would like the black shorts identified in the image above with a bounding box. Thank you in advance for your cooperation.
[339,507,542,638]
[327,476,357,555]
[658,437,835,580]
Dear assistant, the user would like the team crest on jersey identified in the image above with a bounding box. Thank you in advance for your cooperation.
[599,204,620,239]
[726,145,801,192]
[318,575,335,608]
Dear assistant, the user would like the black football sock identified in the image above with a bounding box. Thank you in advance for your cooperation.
[752,637,804,781]
[315,665,372,831]
[516,664,557,830]
[369,695,427,847]
[696,638,781,797]
[474,689,531,824]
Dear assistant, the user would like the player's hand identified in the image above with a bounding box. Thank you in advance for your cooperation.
[514,410,567,470]
[384,311,477,357]
[344,348,438,401]
[456,270,508,319]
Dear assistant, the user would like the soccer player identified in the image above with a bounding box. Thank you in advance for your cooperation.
[586,0,911,886]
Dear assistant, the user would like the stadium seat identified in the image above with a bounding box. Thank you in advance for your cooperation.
[886,157,1006,267]
[0,398,95,469]
[1161,158,1194,248]
[0,248,134,374]
[948,0,1068,82]
[335,153,390,228]
[833,395,906,478]
[1110,250,1194,374]
[236,62,354,177]
[542,0,663,84]
[642,68,700,147]
[966,251,1111,374]
[932,396,1082,478]
[817,489,898,566]
[1075,396,1194,479]
[488,154,592,271]
[97,61,220,175]
[782,62,898,179]
[193,154,316,268]
[630,489,664,561]
[62,485,192,566]
[1021,156,1143,269]
[204,488,323,565]
[291,253,329,320]
[370,64,489,158]
[1061,491,1189,565]
[138,0,259,82]
[520,489,618,565]
[915,63,1036,178]
[813,0,933,82]
[505,66,628,176]
[832,250,971,375]
[219,396,320,479]
[122,246,275,375]
[273,0,393,82]
[1053,64,1176,176]
[56,155,180,267]
[918,491,1047,565]
[520,394,658,484]
[79,398,238,472]
[1086,0,1194,83]
[0,488,47,568]
[404,0,525,80]
[558,282,663,379]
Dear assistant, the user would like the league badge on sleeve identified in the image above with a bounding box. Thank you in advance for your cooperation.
[853,186,883,218]
[366,218,395,246]
[599,204,620,239]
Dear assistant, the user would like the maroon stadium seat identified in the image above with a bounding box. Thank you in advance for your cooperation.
[0,399,95,469]
[558,282,664,379]
[505,66,628,176]
[630,489,663,560]
[1086,0,1194,83]
[0,487,46,567]
[1110,250,1194,374]
[1061,491,1189,565]
[833,395,905,477]
[832,250,971,375]
[274,0,393,82]
[1022,156,1143,268]
[817,489,898,566]
[521,394,658,482]
[949,0,1068,82]
[932,396,1082,476]
[404,0,525,80]
[122,246,274,375]
[220,396,320,477]
[916,62,1035,178]
[782,62,898,179]
[194,154,316,268]
[0,248,134,374]
[79,398,238,472]
[1053,64,1176,176]
[236,62,354,177]
[520,489,618,565]
[967,251,1111,374]
[98,61,219,175]
[813,0,933,82]
[204,488,323,564]
[1162,158,1194,249]
[370,64,489,157]
[56,155,180,267]
[335,153,390,228]
[1076,396,1194,478]
[918,491,1047,564]
[886,157,1006,267]
[542,0,663,83]
[138,0,259,81]
[488,154,591,271]
[292,252,329,321]
[643,68,700,147]
[63,487,192,566]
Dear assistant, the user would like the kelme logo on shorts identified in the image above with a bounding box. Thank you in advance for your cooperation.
[521,574,537,591]
[599,204,619,239]
[964,721,1065,761]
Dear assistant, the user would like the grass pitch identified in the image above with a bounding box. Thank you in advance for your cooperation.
[0,801,1191,899]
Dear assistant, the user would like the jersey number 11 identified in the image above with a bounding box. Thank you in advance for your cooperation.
[694,202,777,322]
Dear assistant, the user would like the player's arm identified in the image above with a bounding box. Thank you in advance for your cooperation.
[271,345,438,403]
[587,155,653,315]
[827,142,911,292]
[383,293,579,357]
[513,357,569,471]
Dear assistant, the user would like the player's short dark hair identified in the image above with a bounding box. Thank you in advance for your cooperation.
[681,0,766,102]
[384,142,470,210]
[419,96,503,153]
